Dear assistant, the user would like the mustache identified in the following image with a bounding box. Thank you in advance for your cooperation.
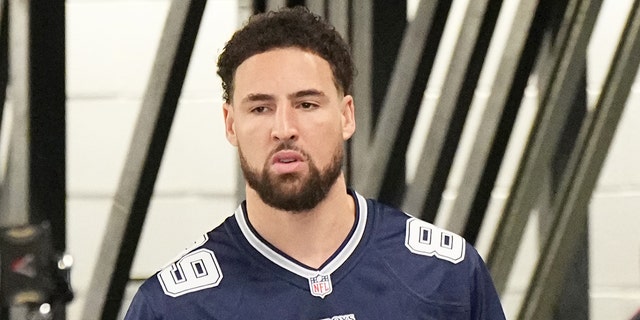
[272,140,303,155]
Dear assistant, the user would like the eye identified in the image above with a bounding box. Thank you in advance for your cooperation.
[251,106,269,114]
[299,102,318,110]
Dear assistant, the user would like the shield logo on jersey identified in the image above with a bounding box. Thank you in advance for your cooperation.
[308,273,332,298]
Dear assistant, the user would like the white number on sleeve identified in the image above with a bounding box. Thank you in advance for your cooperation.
[405,218,465,264]
[157,248,223,297]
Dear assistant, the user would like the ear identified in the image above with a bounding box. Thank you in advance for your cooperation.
[341,95,356,140]
[223,103,238,146]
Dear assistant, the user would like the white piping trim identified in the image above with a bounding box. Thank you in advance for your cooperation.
[235,192,368,279]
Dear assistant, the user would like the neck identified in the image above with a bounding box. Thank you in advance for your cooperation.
[244,175,355,269]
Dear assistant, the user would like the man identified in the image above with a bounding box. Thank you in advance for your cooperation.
[125,6,506,319]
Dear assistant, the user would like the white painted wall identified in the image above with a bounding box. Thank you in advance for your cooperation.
[587,3,640,318]
[55,0,640,318]
[65,0,240,318]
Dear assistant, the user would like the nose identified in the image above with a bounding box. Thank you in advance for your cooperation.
[271,104,298,142]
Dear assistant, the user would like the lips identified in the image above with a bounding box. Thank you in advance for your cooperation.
[273,150,303,163]
[271,150,305,174]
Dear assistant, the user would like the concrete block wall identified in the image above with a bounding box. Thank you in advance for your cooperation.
[589,89,640,319]
[66,0,240,318]
[588,5,640,316]
[410,0,640,318]
[59,0,640,318]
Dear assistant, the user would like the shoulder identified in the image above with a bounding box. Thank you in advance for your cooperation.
[363,197,491,284]
[403,216,468,264]
[130,232,221,303]
[155,233,225,298]
[368,198,490,267]
[138,216,238,299]
[363,198,504,317]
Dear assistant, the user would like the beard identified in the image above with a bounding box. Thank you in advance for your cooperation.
[239,141,343,212]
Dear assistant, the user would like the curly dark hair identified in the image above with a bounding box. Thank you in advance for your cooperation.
[216,6,354,103]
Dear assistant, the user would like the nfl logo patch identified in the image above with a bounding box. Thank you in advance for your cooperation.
[308,273,333,298]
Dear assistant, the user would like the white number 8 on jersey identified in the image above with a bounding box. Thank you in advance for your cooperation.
[405,218,466,264]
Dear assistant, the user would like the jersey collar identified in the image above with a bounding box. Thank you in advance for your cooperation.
[234,190,368,279]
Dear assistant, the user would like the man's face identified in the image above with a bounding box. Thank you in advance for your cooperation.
[223,47,355,212]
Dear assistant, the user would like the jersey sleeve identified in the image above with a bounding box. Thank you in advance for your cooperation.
[123,287,159,320]
[468,246,507,320]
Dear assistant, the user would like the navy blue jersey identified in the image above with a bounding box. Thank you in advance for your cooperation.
[125,190,505,319]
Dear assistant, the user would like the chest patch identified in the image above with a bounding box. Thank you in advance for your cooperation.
[308,273,333,298]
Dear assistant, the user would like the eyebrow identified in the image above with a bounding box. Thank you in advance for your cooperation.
[288,89,326,99]
[241,93,275,104]
[240,90,327,104]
